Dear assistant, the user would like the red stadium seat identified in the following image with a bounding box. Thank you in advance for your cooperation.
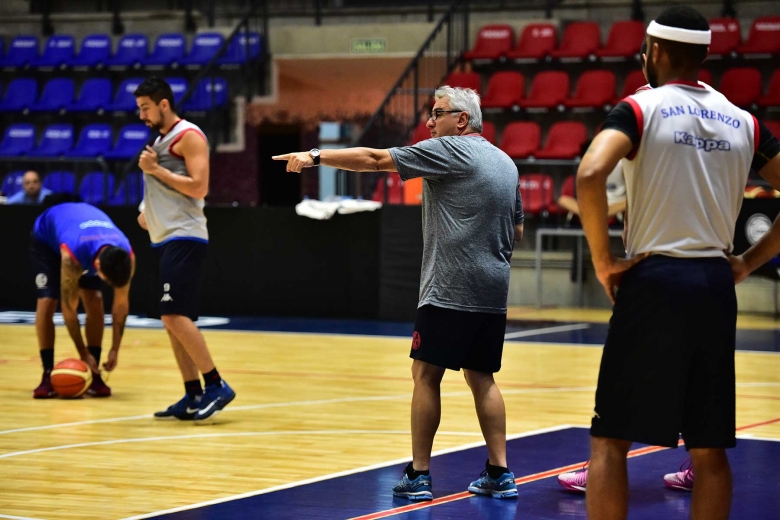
[444,71,482,95]
[409,121,430,145]
[520,71,570,110]
[698,69,713,87]
[534,121,588,159]
[758,69,780,108]
[764,120,780,139]
[481,121,496,145]
[708,18,741,57]
[499,122,541,159]
[719,67,762,107]
[617,70,649,101]
[464,24,514,61]
[564,70,616,109]
[596,20,645,59]
[372,172,404,204]
[518,173,555,216]
[507,23,557,61]
[550,22,600,61]
[482,71,525,110]
[738,16,780,56]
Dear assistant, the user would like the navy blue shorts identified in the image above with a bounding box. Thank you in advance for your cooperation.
[591,255,737,449]
[30,238,102,300]
[150,239,208,321]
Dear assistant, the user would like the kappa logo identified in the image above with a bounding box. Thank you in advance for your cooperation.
[412,331,421,350]
[35,273,48,289]
[161,283,173,302]
[673,131,731,152]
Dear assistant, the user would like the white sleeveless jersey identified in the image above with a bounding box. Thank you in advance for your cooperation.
[622,81,758,258]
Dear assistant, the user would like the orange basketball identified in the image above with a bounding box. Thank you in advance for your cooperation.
[51,358,92,398]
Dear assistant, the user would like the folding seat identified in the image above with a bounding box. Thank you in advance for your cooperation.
[180,32,225,67]
[708,18,741,58]
[0,78,37,112]
[1,171,25,196]
[738,16,780,56]
[105,34,148,68]
[66,78,112,112]
[719,67,762,107]
[534,121,588,159]
[69,34,112,68]
[758,69,780,108]
[518,173,555,216]
[218,31,261,65]
[409,121,431,145]
[507,23,557,62]
[79,172,117,204]
[595,20,645,60]
[550,22,600,61]
[43,171,77,194]
[28,124,74,157]
[444,71,482,95]
[564,70,616,109]
[28,78,75,112]
[109,171,144,205]
[103,124,151,160]
[0,124,36,156]
[617,70,648,101]
[143,33,186,67]
[481,72,524,110]
[698,69,713,87]
[0,35,39,68]
[481,121,496,145]
[520,71,569,110]
[464,25,514,61]
[104,78,144,112]
[182,77,228,111]
[165,77,189,105]
[764,120,780,138]
[30,35,75,68]
[371,172,404,204]
[499,121,541,159]
[63,124,113,158]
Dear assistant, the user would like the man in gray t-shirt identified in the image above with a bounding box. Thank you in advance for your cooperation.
[274,86,524,501]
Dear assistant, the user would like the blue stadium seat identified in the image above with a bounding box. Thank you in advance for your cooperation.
[0,78,37,112]
[67,78,112,112]
[0,35,39,68]
[103,124,150,160]
[1,171,25,196]
[182,77,228,111]
[106,34,148,68]
[165,77,189,105]
[64,124,113,158]
[28,124,75,157]
[69,34,112,68]
[180,32,225,66]
[79,171,117,204]
[29,35,75,68]
[105,77,144,112]
[0,124,36,156]
[43,171,77,194]
[219,31,261,65]
[110,171,144,205]
[28,78,75,112]
[143,33,186,67]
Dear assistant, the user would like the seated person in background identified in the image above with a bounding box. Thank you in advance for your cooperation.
[6,171,52,205]
[557,163,627,225]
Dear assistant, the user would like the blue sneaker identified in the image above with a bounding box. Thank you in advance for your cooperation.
[392,471,433,501]
[193,381,235,423]
[468,470,518,499]
[153,394,201,420]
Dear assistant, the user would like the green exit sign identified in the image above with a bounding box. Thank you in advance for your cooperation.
[351,38,387,53]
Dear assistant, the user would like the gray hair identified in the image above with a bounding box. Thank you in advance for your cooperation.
[434,85,483,134]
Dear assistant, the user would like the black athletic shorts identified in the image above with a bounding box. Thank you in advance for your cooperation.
[30,237,102,300]
[410,304,507,373]
[591,255,737,450]
[149,239,208,321]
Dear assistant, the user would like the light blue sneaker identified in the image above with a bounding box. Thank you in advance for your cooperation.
[468,470,518,499]
[193,380,235,423]
[392,471,433,501]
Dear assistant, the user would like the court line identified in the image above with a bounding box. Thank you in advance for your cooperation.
[0,515,45,520]
[504,323,590,339]
[118,425,574,520]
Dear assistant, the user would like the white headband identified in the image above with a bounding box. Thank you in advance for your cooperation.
[647,20,711,45]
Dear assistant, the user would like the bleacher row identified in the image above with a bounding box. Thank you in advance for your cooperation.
[2,170,142,206]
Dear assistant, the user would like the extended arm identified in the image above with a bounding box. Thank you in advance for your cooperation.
[273,148,397,173]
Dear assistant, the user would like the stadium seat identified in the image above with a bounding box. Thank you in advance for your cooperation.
[409,121,430,145]
[0,78,37,112]
[1,171,25,196]
[0,35,39,68]
[708,18,741,57]
[444,71,481,94]
[372,172,404,204]
[79,172,117,204]
[596,20,645,59]
[182,77,228,111]
[0,124,36,156]
[481,71,524,110]
[481,121,496,145]
[719,67,762,107]
[28,78,75,112]
[180,32,225,66]
[64,124,113,158]
[738,16,780,56]
[617,70,648,100]
[29,35,75,68]
[520,71,569,110]
[110,171,144,205]
[43,171,76,194]
[106,34,148,67]
[507,23,557,62]
[499,121,541,159]
[103,124,150,160]
[518,173,555,216]
[143,33,186,67]
[550,22,600,61]
[164,77,189,105]
[764,121,780,140]
[758,69,780,108]
[105,77,144,112]
[28,124,74,157]
[534,121,588,159]
[564,70,616,109]
[698,69,713,86]
[218,31,261,65]
[69,34,112,68]
[67,78,112,112]
[464,24,514,61]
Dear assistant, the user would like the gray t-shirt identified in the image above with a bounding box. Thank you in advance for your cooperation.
[389,135,523,314]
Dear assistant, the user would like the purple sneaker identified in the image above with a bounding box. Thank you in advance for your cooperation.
[663,458,694,491]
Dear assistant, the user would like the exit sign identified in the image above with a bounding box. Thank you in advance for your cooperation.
[351,38,387,53]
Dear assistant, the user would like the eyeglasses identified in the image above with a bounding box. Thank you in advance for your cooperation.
[428,109,462,121]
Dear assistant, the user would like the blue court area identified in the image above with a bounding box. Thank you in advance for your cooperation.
[152,427,780,520]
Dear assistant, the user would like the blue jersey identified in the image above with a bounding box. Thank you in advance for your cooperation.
[32,203,132,276]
